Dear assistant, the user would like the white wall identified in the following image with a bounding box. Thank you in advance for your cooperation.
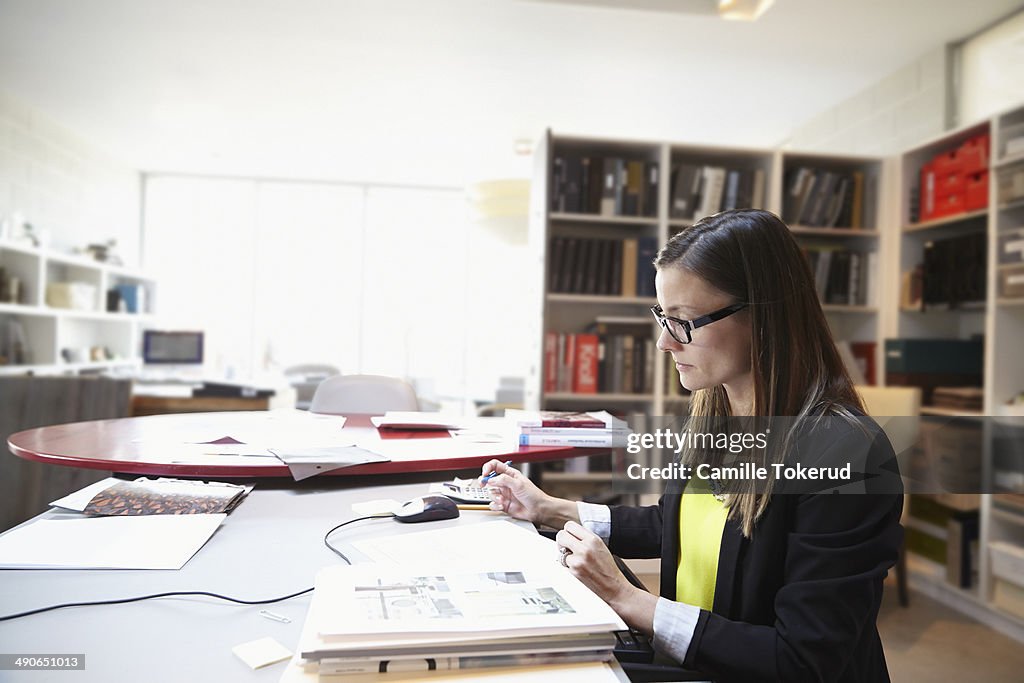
[784,47,950,155]
[959,9,1024,125]
[0,90,140,264]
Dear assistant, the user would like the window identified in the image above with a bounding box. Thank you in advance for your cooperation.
[142,176,530,406]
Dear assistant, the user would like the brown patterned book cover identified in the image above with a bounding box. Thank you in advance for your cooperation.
[83,478,251,516]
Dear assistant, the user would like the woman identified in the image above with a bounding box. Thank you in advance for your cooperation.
[481,209,903,682]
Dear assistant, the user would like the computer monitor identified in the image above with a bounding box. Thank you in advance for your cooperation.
[142,330,204,365]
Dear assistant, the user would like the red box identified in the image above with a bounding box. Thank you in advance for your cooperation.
[958,134,990,174]
[935,171,967,199]
[966,171,989,211]
[931,149,963,176]
[931,193,966,219]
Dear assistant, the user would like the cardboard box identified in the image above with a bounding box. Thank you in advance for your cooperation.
[990,541,1024,587]
[45,282,96,310]
[999,264,1024,298]
[997,164,1024,205]
[998,228,1024,265]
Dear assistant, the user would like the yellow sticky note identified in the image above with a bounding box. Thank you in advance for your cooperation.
[232,636,292,670]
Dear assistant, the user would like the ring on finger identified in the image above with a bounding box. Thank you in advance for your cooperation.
[559,546,572,568]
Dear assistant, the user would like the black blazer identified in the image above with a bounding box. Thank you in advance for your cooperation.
[609,416,903,683]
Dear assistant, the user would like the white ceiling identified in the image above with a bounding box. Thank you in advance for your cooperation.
[0,0,1020,186]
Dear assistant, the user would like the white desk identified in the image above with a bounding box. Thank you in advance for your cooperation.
[0,481,628,682]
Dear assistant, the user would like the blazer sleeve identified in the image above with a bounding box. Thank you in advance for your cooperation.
[607,498,665,559]
[682,430,903,682]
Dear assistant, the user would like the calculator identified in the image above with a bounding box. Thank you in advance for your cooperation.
[441,480,494,504]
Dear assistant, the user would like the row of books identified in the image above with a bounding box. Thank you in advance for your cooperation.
[507,410,626,451]
[669,164,766,222]
[802,247,877,306]
[551,155,659,217]
[544,329,656,396]
[783,167,869,229]
[548,236,658,297]
[922,232,987,308]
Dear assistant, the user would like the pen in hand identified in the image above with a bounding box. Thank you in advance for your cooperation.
[481,460,513,486]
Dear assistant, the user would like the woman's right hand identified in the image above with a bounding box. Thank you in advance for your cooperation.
[479,459,556,525]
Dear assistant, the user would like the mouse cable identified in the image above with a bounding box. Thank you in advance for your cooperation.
[0,515,395,622]
[323,513,395,565]
[0,585,314,623]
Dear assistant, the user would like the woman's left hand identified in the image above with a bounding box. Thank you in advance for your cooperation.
[555,521,632,604]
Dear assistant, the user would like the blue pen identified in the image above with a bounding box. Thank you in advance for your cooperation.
[481,460,513,485]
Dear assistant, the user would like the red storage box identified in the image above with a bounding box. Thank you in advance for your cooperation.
[935,171,967,199]
[966,171,989,210]
[931,149,963,176]
[958,134,990,174]
[932,192,966,219]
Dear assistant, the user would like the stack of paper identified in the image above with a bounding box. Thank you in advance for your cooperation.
[370,412,468,431]
[294,561,625,677]
[506,410,630,448]
[0,514,225,569]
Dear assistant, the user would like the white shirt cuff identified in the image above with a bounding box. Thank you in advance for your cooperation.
[575,501,611,543]
[652,597,700,665]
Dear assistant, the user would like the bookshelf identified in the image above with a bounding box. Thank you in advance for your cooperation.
[527,131,888,493]
[981,103,1024,631]
[889,103,1024,638]
[893,119,991,626]
[778,151,886,385]
[0,238,155,376]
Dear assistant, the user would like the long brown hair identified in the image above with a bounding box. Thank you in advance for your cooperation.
[655,209,864,536]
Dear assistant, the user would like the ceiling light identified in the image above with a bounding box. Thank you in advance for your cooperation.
[718,0,774,21]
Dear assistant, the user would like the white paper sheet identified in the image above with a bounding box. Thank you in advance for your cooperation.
[0,513,226,569]
[351,520,560,568]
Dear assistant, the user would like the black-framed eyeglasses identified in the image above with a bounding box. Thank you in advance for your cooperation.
[650,303,748,344]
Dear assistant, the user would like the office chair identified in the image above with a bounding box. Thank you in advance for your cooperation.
[309,374,419,415]
[284,364,340,410]
[855,385,922,608]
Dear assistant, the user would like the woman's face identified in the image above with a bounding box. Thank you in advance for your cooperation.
[655,267,752,394]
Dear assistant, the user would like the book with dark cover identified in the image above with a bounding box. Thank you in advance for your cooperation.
[548,237,566,291]
[670,163,701,220]
[572,239,594,294]
[644,161,660,217]
[635,237,659,297]
[558,238,579,293]
[608,239,624,296]
[563,155,583,213]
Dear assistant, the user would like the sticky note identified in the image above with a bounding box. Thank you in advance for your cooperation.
[351,499,400,515]
[232,636,292,669]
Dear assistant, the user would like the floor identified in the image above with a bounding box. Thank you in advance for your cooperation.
[878,585,1024,681]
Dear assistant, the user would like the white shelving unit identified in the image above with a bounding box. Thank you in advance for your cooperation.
[0,238,155,375]
[981,103,1024,633]
[889,103,1024,640]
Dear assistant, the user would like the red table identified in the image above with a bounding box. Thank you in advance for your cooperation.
[6,412,604,478]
